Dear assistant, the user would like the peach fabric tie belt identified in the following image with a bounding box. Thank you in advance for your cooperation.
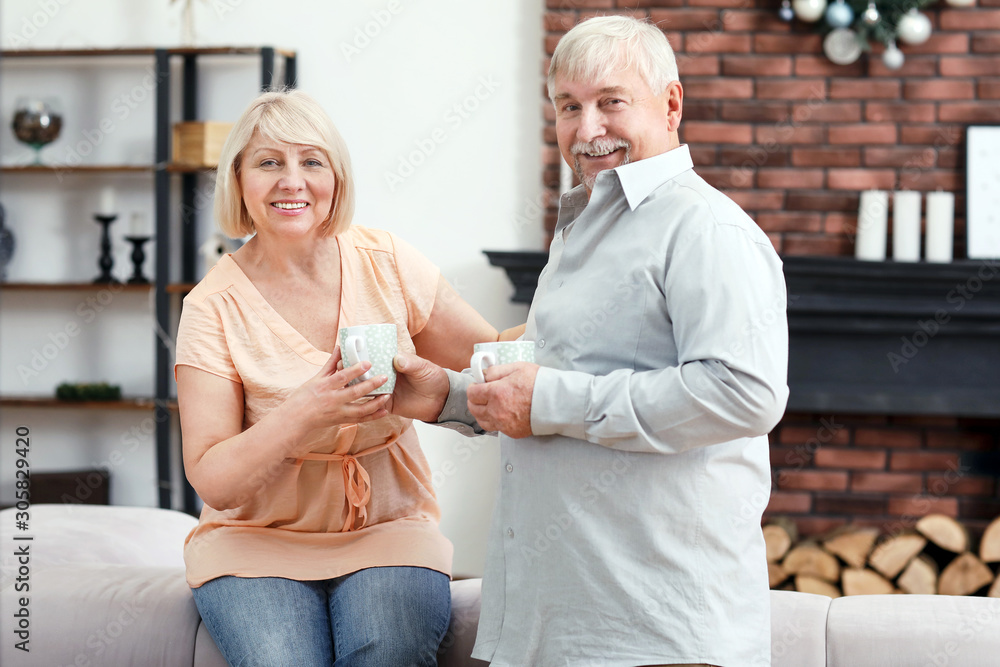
[296,424,400,533]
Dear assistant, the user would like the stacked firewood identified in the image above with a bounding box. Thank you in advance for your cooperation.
[765,514,1000,597]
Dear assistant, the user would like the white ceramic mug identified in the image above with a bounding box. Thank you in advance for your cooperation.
[470,341,536,383]
[338,323,398,395]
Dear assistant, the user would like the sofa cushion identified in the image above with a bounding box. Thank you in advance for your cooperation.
[827,594,1000,667]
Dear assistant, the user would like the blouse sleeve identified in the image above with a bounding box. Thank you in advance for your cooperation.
[389,232,441,338]
[174,293,241,384]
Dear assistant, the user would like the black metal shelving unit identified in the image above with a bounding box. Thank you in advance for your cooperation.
[2,46,297,514]
[151,47,298,513]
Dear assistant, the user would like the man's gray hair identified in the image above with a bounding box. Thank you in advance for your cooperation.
[547,15,679,101]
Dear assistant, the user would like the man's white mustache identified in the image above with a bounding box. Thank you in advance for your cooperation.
[570,138,630,157]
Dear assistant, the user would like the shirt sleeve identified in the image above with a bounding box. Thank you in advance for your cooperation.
[434,369,491,437]
[174,294,241,383]
[530,220,789,453]
[390,232,441,338]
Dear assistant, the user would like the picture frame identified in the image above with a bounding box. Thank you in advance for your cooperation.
[966,125,1000,259]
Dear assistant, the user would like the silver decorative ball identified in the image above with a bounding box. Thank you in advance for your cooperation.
[863,1,881,25]
[779,0,795,21]
[882,41,905,70]
[825,0,855,28]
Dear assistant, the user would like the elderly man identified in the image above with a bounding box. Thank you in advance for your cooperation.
[391,15,788,667]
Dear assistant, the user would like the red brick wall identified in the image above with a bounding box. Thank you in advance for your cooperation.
[541,0,1000,257]
[769,414,1000,538]
[542,2,1000,537]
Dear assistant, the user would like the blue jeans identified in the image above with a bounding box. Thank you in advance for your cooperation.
[191,566,451,667]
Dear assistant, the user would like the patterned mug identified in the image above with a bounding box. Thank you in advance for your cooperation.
[470,341,536,383]
[338,323,398,395]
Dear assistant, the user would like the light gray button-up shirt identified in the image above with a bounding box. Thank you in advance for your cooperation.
[442,145,789,666]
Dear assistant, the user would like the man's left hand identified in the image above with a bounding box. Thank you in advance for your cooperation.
[467,362,539,438]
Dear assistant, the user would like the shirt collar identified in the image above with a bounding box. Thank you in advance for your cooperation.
[556,145,695,229]
[615,144,694,211]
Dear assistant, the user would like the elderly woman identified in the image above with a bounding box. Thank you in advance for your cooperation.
[174,89,501,666]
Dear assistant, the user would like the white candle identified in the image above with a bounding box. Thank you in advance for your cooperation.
[892,190,922,262]
[925,191,955,263]
[98,187,116,216]
[129,212,149,236]
[856,190,889,261]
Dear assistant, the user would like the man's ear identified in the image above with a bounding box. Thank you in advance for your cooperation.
[665,81,683,133]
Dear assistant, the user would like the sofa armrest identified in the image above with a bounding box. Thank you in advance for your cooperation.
[0,504,196,577]
[1,564,203,667]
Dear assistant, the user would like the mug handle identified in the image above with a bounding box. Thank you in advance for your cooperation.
[470,350,497,384]
[344,335,374,382]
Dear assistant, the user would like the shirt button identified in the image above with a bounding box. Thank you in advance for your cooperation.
[506,463,513,473]
[507,527,515,538]
[538,339,546,349]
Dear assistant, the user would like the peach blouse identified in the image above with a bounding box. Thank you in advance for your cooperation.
[174,225,451,588]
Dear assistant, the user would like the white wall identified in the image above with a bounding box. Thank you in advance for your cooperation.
[0,0,545,577]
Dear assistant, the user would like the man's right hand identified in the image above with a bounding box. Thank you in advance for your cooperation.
[387,352,450,422]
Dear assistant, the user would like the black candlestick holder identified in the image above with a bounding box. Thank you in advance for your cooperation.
[124,235,152,284]
[93,214,119,284]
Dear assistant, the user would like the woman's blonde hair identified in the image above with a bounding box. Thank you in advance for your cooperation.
[547,15,679,100]
[214,89,356,239]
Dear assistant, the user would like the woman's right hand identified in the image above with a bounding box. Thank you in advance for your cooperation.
[179,348,391,511]
[292,347,390,432]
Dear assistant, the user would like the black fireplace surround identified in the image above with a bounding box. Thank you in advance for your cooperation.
[484,252,1000,419]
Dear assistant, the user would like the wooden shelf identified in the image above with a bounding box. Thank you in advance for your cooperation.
[0,164,154,174]
[1,48,157,58]
[1,282,199,293]
[0,396,178,411]
[1,282,152,292]
[1,164,220,175]
[1,46,295,59]
[166,46,297,58]
[166,163,217,173]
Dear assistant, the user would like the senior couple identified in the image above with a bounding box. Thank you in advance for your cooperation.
[175,15,788,667]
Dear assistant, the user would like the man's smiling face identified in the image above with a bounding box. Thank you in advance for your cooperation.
[553,66,679,193]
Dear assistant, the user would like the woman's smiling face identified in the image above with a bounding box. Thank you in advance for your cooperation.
[239,132,336,236]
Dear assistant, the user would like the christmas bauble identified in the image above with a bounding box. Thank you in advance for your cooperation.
[825,0,855,28]
[823,28,863,65]
[882,41,905,70]
[897,9,932,45]
[793,0,828,22]
[779,0,795,21]
[863,1,881,25]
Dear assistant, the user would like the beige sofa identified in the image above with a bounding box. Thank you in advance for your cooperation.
[2,505,999,666]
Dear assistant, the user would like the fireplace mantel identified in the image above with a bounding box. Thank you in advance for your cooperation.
[484,251,1000,418]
